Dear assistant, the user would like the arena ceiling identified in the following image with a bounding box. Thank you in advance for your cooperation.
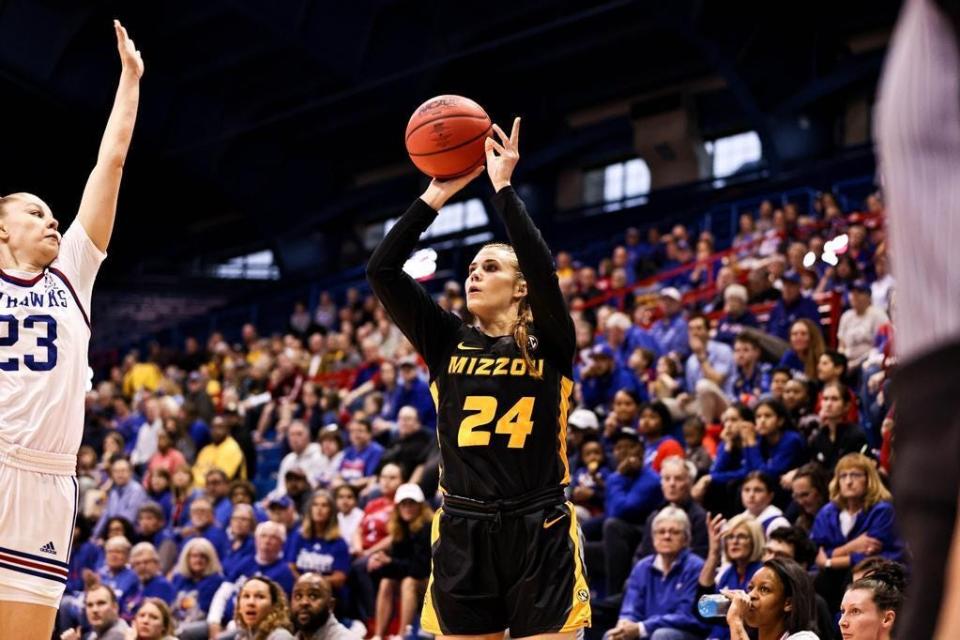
[0,0,901,284]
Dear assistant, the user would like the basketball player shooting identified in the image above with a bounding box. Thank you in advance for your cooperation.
[367,117,591,639]
[0,20,142,639]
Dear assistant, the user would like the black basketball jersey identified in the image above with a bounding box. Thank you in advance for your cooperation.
[367,187,576,501]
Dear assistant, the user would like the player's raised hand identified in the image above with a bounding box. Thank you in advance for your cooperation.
[114,20,144,79]
[485,117,521,192]
[421,165,486,211]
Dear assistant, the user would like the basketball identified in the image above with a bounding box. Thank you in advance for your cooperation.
[405,95,492,180]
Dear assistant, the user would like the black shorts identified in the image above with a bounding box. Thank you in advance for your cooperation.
[420,487,591,637]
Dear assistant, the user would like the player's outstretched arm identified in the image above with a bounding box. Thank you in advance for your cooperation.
[76,20,143,252]
[366,166,484,369]
[486,117,575,362]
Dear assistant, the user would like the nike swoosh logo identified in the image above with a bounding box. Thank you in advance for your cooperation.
[457,342,483,351]
[543,514,567,529]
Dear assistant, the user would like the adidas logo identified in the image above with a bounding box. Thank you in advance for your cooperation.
[39,541,56,555]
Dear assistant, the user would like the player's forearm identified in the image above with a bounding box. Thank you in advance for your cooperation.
[98,71,140,168]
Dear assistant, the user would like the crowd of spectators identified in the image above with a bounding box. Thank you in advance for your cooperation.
[64,188,907,639]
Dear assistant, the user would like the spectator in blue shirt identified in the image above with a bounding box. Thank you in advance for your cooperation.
[685,312,735,399]
[650,288,689,359]
[696,513,765,640]
[387,356,436,429]
[607,507,707,640]
[812,453,906,610]
[221,503,257,579]
[778,318,827,382]
[170,537,226,624]
[285,490,350,589]
[605,312,660,367]
[97,535,140,609]
[731,333,771,404]
[175,495,229,563]
[742,399,807,481]
[94,457,149,539]
[135,502,178,575]
[714,284,759,345]
[66,516,100,596]
[122,542,175,620]
[230,521,297,595]
[581,344,645,413]
[337,415,385,494]
[766,271,821,341]
[601,427,664,595]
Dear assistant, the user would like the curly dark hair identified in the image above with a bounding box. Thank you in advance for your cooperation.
[233,576,293,640]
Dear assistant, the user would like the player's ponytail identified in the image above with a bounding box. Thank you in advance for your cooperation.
[513,291,542,380]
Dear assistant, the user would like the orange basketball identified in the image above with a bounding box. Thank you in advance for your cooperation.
[405,95,492,180]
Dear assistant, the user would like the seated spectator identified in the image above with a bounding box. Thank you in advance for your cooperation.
[812,453,906,610]
[276,467,314,517]
[721,558,820,640]
[228,480,270,524]
[232,576,295,639]
[315,425,347,489]
[290,573,356,639]
[144,468,174,525]
[377,406,434,482]
[782,379,818,439]
[814,351,859,425]
[582,344,644,413]
[232,521,297,595]
[743,399,807,480]
[203,468,235,527]
[739,471,790,538]
[270,421,328,501]
[64,584,130,640]
[639,457,709,559]
[637,401,685,473]
[94,456,149,539]
[337,416,385,495]
[266,495,302,543]
[176,495,229,562]
[66,515,100,597]
[785,464,831,534]
[715,285,760,346]
[571,436,610,526]
[145,429,187,494]
[839,560,906,640]
[681,417,713,477]
[122,542,175,620]
[685,312,735,399]
[602,390,642,457]
[607,507,707,640]
[192,415,247,487]
[387,355,436,429]
[768,367,792,402]
[334,485,364,546]
[170,463,196,528]
[566,407,601,471]
[692,405,755,512]
[696,514,765,640]
[223,504,258,579]
[650,288,689,359]
[171,538,226,624]
[763,528,837,640]
[766,271,821,342]
[779,319,826,381]
[287,490,350,589]
[367,483,433,640]
[731,333,771,404]
[97,535,140,607]
[347,463,402,621]
[810,383,868,472]
[600,427,664,595]
[104,516,138,547]
[128,598,177,640]
[649,355,683,401]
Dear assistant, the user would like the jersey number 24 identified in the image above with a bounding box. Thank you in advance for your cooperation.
[458,396,535,449]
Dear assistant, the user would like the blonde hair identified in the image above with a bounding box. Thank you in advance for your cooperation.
[722,513,765,564]
[173,538,222,578]
[300,490,341,541]
[830,453,891,510]
[479,243,541,379]
[233,576,293,640]
[387,501,434,541]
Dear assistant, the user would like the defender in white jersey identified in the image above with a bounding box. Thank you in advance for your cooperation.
[0,21,143,638]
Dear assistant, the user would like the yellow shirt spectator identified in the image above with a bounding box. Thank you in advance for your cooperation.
[193,427,246,487]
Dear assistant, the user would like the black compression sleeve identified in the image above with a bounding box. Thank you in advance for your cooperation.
[490,186,575,369]
[366,198,462,373]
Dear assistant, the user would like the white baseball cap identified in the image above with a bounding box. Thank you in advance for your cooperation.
[659,287,682,302]
[395,483,425,504]
[568,408,600,431]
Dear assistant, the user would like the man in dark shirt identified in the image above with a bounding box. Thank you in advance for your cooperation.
[638,456,708,559]
[377,405,435,481]
[766,271,821,341]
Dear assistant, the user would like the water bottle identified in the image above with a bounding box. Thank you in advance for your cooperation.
[698,593,731,618]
